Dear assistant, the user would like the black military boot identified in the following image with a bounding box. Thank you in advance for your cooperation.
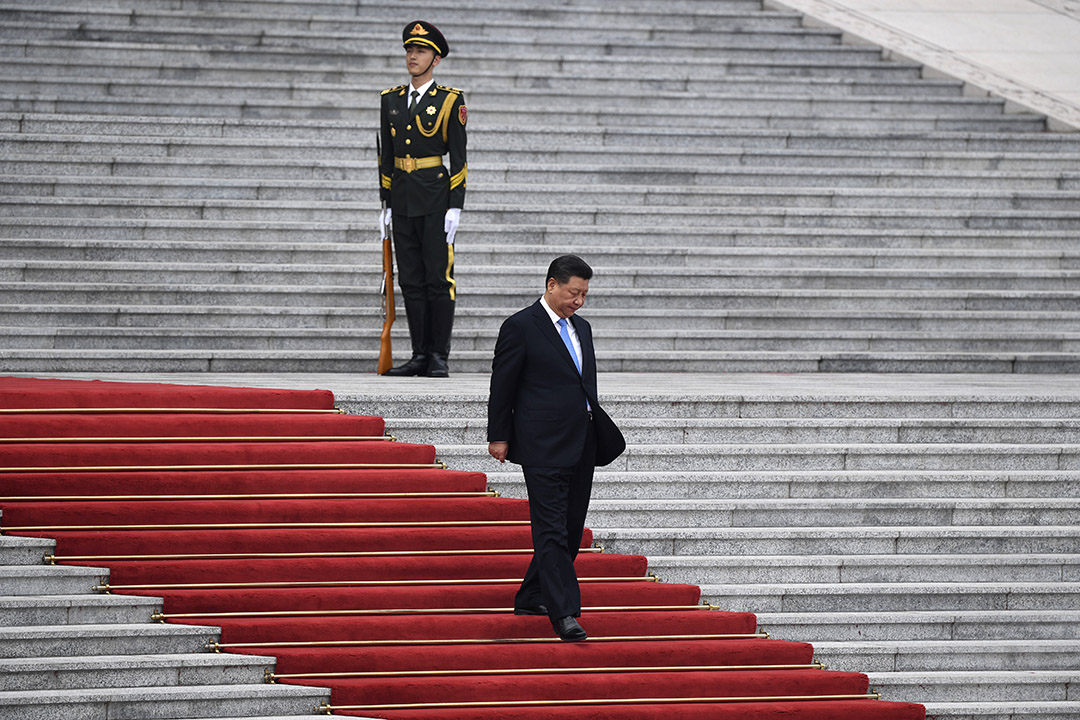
[384,300,429,377]
[426,297,455,378]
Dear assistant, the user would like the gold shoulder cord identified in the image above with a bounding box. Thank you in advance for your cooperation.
[416,91,458,142]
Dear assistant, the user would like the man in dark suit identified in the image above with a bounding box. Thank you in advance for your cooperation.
[379,20,467,378]
[487,255,625,642]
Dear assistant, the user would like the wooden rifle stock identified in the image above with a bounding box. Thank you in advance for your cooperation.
[376,134,395,374]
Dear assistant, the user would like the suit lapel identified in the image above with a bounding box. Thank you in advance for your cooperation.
[530,302,580,374]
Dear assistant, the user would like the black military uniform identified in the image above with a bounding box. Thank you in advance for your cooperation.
[379,20,467,377]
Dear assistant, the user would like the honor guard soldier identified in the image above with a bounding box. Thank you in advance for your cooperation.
[379,20,467,377]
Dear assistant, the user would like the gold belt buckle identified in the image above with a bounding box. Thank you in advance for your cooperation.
[401,157,417,173]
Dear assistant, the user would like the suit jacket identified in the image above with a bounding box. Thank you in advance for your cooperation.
[487,301,625,468]
[379,83,467,217]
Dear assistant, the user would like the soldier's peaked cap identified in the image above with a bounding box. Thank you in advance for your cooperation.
[403,21,449,57]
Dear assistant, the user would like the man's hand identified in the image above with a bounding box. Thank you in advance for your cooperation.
[488,441,508,463]
[444,208,461,245]
[379,207,392,239]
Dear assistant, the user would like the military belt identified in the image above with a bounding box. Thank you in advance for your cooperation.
[395,156,443,173]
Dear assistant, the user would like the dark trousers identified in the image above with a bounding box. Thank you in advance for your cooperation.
[392,210,455,302]
[515,421,597,620]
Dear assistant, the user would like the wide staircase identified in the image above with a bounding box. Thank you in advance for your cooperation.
[1,0,1079,718]
[352,376,1080,720]
[0,536,330,719]
[2,0,1080,371]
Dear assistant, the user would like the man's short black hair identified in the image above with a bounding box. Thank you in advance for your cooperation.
[546,255,593,286]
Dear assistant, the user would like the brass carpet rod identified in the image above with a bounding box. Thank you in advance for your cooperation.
[212,633,769,652]
[3,520,528,532]
[0,461,446,473]
[55,546,580,564]
[0,435,392,444]
[273,662,825,681]
[322,693,880,713]
[11,491,494,503]
[156,603,714,622]
[0,407,344,414]
[98,576,654,593]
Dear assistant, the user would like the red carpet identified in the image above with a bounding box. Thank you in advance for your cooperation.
[0,376,926,720]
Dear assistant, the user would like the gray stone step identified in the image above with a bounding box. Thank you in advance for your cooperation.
[5,2,785,31]
[8,326,1080,356]
[0,93,1046,131]
[6,305,1080,340]
[0,6,836,45]
[394,416,1080,446]
[592,526,1080,557]
[4,162,1075,194]
[0,594,162,627]
[449,442,1080,474]
[0,536,52,566]
[4,77,1021,121]
[10,260,1080,294]
[868,671,1078,705]
[3,216,1078,253]
[0,682,328,720]
[0,624,218,659]
[7,239,1079,275]
[5,177,1080,213]
[0,38,928,80]
[920,701,1080,718]
[584,498,1079,528]
[699,582,1080,614]
[6,153,1080,190]
[7,113,1078,153]
[0,653,274,691]
[867,671,1078,705]
[7,115,1078,153]
[6,198,1076,231]
[486,470,1080,501]
[764,610,1080,643]
[756,610,1080,641]
[1,57,963,98]
[647,554,1080,585]
[0,565,108,596]
[3,347,1078,374]
[346,388,1080,420]
[812,640,1080,672]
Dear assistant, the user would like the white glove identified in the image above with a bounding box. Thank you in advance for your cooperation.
[444,208,461,245]
[379,208,392,239]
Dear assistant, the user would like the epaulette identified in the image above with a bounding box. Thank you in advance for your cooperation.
[381,84,407,96]
[436,84,463,95]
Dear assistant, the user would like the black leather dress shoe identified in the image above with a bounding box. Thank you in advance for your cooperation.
[551,616,587,642]
[426,352,449,377]
[383,354,428,377]
[513,604,548,616]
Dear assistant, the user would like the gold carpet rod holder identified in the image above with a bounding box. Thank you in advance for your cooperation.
[272,662,826,682]
[0,461,447,473]
[0,407,345,414]
[0,435,394,444]
[321,693,881,713]
[12,490,494,503]
[97,576,654,593]
[4,519,529,533]
[54,546,590,565]
[211,632,768,652]
[155,603,713,622]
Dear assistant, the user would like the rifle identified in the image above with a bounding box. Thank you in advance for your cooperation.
[376,133,395,374]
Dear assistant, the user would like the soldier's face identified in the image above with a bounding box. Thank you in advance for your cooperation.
[405,45,440,78]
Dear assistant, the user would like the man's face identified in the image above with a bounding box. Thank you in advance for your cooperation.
[405,44,439,77]
[545,276,589,319]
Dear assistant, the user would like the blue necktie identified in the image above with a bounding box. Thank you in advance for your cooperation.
[558,318,581,374]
